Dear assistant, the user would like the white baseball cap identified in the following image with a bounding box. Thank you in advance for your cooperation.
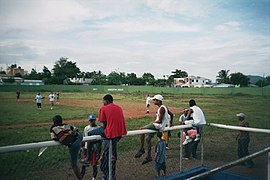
[236,113,245,118]
[151,94,163,101]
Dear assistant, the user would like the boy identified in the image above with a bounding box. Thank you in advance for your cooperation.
[183,99,206,145]
[48,92,55,110]
[146,94,151,114]
[50,115,82,180]
[154,132,167,177]
[35,93,44,109]
[80,114,102,179]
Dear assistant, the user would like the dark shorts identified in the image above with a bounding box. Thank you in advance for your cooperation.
[144,124,157,137]
[155,162,166,172]
[37,103,41,108]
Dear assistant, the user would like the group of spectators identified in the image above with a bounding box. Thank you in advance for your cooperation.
[49,93,254,180]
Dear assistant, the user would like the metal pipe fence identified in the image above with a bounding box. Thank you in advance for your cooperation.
[0,123,269,179]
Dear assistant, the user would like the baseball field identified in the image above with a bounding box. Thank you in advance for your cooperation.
[0,92,269,179]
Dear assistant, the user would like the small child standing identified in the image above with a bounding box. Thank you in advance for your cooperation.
[80,114,102,180]
[154,132,167,177]
[50,115,83,180]
[48,92,55,110]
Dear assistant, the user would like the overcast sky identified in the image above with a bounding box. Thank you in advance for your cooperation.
[0,0,269,81]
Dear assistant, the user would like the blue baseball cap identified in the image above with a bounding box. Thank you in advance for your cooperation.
[88,114,96,121]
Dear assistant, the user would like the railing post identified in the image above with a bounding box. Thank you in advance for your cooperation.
[268,152,270,179]
[180,129,183,172]
[109,139,112,180]
[201,136,204,166]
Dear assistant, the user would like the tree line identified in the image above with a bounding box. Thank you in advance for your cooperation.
[3,57,270,87]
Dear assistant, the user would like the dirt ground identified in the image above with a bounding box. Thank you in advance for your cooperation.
[1,99,268,179]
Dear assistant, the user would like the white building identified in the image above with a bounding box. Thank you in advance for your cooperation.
[174,75,212,88]
[69,77,93,85]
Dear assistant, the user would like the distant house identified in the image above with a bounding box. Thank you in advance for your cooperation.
[213,83,235,88]
[69,77,93,85]
[174,75,212,88]
[6,66,28,76]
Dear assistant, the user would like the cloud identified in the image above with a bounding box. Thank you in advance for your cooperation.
[0,0,269,81]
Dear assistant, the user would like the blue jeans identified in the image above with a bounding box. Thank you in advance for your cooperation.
[68,132,82,165]
[87,127,106,138]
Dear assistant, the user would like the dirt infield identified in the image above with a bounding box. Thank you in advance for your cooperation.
[0,99,180,129]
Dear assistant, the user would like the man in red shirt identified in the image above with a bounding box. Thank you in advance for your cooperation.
[88,94,127,180]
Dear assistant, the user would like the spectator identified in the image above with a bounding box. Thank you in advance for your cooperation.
[178,129,199,160]
[50,115,82,180]
[80,114,102,179]
[87,94,127,180]
[135,94,173,165]
[48,92,55,110]
[183,99,206,145]
[236,113,255,168]
[154,132,167,177]
[35,93,44,109]
[16,90,20,102]
[146,94,151,114]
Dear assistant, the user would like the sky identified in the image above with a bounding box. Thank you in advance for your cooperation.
[0,0,269,81]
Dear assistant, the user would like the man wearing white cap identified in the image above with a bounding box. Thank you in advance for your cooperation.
[236,112,255,168]
[134,94,173,165]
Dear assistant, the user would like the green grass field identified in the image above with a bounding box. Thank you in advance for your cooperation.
[0,92,269,179]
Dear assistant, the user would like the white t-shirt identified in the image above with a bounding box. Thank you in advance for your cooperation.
[35,95,42,103]
[153,105,171,131]
[83,125,100,148]
[49,94,55,102]
[190,105,206,125]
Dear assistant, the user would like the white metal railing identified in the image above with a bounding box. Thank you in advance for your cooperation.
[1,123,269,179]
[0,124,193,154]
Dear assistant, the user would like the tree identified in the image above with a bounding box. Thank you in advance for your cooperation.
[255,76,270,87]
[171,69,188,78]
[89,70,107,85]
[107,71,125,85]
[10,64,17,68]
[42,66,52,84]
[24,68,41,80]
[216,69,230,84]
[230,72,249,87]
[52,57,80,84]
[142,73,155,85]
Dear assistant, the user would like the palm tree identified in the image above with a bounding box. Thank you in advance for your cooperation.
[216,69,230,84]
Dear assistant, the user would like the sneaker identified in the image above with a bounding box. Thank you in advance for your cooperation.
[194,136,200,141]
[135,149,145,158]
[183,137,192,145]
[166,146,170,150]
[142,157,152,165]
[183,156,189,160]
